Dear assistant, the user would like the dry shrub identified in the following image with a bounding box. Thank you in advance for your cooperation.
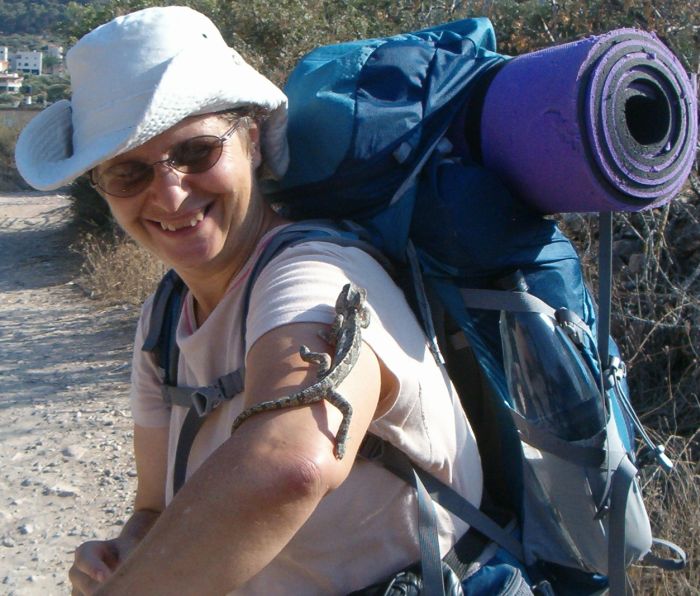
[75,231,166,305]
[629,436,700,593]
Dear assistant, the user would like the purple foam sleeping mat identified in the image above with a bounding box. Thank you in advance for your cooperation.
[479,29,697,213]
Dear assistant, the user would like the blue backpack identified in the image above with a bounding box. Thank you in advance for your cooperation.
[145,18,686,595]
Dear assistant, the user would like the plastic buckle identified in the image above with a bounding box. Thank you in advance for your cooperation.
[554,308,584,347]
[604,355,627,390]
[640,444,674,473]
[191,384,224,417]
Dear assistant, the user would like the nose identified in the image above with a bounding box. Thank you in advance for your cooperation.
[147,163,190,212]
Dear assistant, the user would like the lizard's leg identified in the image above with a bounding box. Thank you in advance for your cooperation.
[299,345,332,376]
[325,389,353,460]
[319,313,344,346]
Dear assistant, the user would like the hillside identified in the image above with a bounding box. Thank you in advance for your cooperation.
[0,0,95,36]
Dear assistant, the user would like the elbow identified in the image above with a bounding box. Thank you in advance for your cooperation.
[269,449,331,504]
[243,439,349,510]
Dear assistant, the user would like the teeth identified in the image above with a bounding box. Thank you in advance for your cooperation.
[159,210,204,232]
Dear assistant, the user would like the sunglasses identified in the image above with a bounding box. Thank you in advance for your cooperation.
[90,120,242,198]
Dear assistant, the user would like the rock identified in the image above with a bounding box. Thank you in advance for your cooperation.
[2,537,16,547]
[18,524,33,535]
[43,485,79,498]
[628,253,646,275]
[61,445,86,459]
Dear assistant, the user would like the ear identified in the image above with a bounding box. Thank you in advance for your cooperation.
[247,124,262,170]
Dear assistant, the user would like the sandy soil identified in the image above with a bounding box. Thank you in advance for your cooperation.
[0,192,140,595]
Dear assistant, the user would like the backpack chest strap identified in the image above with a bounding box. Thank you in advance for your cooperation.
[162,368,246,416]
[166,368,245,494]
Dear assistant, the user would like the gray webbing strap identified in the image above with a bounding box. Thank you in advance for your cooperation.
[173,408,205,494]
[642,538,687,571]
[459,288,556,317]
[598,212,613,369]
[162,369,245,416]
[413,469,446,596]
[361,433,444,594]
[608,455,637,596]
[168,369,245,495]
[360,433,525,562]
[511,412,606,468]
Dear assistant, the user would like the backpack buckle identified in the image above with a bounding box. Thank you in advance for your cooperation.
[554,308,584,347]
[603,356,627,390]
[191,384,225,417]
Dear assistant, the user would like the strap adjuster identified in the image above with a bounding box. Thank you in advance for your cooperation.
[191,384,225,417]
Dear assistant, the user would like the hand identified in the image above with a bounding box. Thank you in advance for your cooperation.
[69,537,133,595]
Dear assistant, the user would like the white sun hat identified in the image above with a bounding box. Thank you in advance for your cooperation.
[15,6,289,190]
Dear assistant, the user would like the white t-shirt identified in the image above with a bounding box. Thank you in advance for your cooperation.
[130,226,483,594]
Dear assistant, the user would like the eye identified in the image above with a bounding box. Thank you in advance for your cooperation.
[103,161,150,182]
[171,136,220,167]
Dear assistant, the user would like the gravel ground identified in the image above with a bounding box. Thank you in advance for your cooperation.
[0,192,140,595]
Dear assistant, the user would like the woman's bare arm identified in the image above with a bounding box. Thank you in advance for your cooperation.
[93,321,383,595]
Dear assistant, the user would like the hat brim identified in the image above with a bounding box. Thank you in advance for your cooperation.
[15,48,288,190]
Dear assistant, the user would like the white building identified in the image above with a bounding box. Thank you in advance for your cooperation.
[46,45,64,60]
[0,72,24,93]
[10,51,42,75]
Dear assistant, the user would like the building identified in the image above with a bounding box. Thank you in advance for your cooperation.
[46,45,64,61]
[9,51,42,75]
[0,47,8,73]
[0,72,24,93]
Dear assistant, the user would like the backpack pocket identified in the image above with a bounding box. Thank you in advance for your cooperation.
[516,402,652,574]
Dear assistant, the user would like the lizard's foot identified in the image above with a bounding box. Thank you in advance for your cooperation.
[299,345,332,376]
[327,390,353,460]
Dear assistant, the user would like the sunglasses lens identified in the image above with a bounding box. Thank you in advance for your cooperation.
[100,162,153,197]
[95,131,229,197]
[171,136,224,174]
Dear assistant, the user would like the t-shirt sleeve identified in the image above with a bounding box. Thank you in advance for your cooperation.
[244,241,442,437]
[245,241,429,370]
[129,295,171,428]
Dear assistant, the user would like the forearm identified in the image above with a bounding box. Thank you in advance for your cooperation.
[117,508,161,550]
[96,429,328,595]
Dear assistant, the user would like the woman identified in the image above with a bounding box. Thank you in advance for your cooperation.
[15,7,483,594]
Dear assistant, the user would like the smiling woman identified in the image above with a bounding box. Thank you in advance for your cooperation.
[13,6,484,595]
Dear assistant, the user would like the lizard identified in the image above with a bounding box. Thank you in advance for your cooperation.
[231,283,370,460]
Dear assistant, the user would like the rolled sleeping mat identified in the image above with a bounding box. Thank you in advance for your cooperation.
[479,29,698,213]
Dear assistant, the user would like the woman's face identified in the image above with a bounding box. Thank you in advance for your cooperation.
[94,114,274,280]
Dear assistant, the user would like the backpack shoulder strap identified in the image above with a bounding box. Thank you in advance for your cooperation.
[142,268,187,386]
[359,433,525,564]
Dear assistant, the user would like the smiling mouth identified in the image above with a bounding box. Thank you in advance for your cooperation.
[157,209,205,232]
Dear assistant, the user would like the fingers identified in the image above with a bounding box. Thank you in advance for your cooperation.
[69,540,119,595]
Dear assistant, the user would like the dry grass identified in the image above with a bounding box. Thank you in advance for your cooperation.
[629,439,700,594]
[74,231,165,305]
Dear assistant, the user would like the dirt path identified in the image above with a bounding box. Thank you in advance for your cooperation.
[0,192,139,595]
